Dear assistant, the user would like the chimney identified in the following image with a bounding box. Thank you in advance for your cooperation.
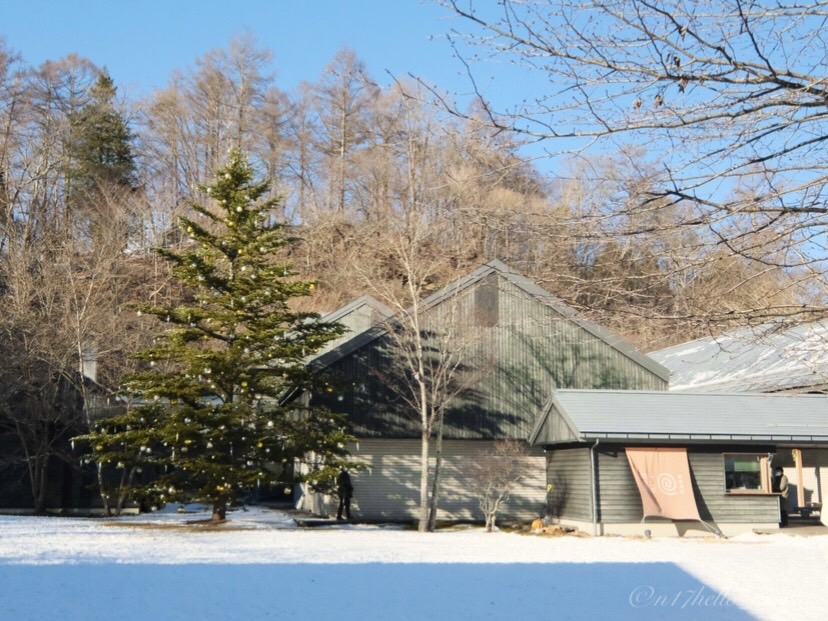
[80,345,97,383]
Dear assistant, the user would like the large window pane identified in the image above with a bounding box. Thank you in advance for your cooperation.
[724,454,769,492]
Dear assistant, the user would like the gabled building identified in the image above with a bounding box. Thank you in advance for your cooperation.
[641,323,828,532]
[0,371,116,514]
[298,259,668,522]
[531,390,828,536]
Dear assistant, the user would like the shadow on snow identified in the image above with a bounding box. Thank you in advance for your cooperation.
[0,562,755,620]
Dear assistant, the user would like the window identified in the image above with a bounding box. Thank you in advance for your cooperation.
[474,275,499,327]
[724,453,770,493]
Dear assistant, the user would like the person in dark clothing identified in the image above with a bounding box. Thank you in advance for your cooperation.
[772,466,789,527]
[336,469,353,520]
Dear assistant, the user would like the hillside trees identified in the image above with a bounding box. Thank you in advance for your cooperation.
[0,50,139,512]
[136,36,802,347]
[81,152,353,520]
[66,71,136,205]
[435,0,828,330]
[140,34,281,250]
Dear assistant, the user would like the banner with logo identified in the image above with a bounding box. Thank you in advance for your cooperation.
[626,447,700,520]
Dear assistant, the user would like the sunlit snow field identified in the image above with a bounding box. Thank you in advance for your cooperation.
[1,507,825,620]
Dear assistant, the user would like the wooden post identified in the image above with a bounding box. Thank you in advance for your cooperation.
[794,448,805,509]
[760,456,770,492]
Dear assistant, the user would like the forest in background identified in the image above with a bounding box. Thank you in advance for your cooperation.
[0,33,821,396]
[3,22,827,513]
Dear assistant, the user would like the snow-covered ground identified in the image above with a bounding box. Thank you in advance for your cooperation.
[1,507,825,620]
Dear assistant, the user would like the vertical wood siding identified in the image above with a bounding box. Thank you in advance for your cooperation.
[317,274,667,440]
[346,439,546,523]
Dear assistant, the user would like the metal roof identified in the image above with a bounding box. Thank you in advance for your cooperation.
[650,321,828,393]
[307,295,393,366]
[320,295,393,326]
[530,389,828,445]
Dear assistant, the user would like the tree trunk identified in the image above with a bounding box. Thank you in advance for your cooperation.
[33,456,49,515]
[115,466,136,517]
[338,107,346,213]
[80,366,112,517]
[97,462,112,517]
[418,427,430,532]
[427,409,446,532]
[99,464,112,517]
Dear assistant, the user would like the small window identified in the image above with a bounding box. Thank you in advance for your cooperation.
[724,453,770,493]
[474,275,499,327]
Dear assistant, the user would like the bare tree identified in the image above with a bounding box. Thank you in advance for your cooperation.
[433,0,828,326]
[0,50,141,513]
[466,439,534,532]
[139,34,278,247]
[350,197,497,531]
[312,48,378,214]
[0,223,121,513]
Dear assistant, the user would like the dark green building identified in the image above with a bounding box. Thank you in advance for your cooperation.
[298,260,668,522]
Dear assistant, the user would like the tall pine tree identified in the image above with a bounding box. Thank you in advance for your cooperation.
[64,69,137,247]
[82,151,352,520]
[68,70,135,193]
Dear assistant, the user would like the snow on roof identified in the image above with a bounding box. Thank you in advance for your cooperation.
[649,321,828,393]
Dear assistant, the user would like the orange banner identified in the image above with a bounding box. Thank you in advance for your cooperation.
[626,447,701,520]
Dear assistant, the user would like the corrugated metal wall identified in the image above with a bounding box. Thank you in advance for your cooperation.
[546,447,593,521]
[339,439,547,524]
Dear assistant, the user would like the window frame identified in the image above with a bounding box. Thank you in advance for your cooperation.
[723,452,772,495]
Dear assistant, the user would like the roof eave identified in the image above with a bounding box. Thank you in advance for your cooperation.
[575,432,828,444]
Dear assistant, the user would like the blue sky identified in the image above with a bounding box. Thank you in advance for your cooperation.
[1,0,472,98]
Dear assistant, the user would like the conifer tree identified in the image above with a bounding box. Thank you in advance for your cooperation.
[81,151,352,520]
[64,69,137,247]
[68,70,136,195]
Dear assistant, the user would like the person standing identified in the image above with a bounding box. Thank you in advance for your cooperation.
[772,466,789,527]
[336,468,353,520]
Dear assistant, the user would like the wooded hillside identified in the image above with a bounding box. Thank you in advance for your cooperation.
[0,35,818,389]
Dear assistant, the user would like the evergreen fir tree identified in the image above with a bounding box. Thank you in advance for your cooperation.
[81,152,352,520]
[64,69,137,247]
[68,70,136,195]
